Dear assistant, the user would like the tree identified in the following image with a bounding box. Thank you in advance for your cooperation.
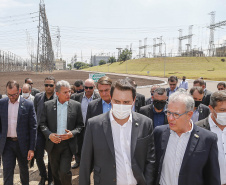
[108,56,116,64]
[74,61,89,69]
[118,48,132,62]
[67,64,72,70]
[99,60,106,65]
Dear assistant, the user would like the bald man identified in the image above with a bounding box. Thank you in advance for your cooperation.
[21,83,35,102]
[70,78,100,168]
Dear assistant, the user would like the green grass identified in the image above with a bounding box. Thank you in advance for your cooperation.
[83,57,226,81]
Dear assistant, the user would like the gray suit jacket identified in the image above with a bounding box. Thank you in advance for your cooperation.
[70,91,100,103]
[34,92,57,126]
[198,103,210,121]
[85,98,103,124]
[202,89,212,106]
[196,117,210,130]
[39,99,84,154]
[79,111,155,185]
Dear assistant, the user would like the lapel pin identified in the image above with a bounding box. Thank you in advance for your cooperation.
[135,123,139,126]
[194,134,199,138]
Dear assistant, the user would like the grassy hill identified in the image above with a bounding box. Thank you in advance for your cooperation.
[83,57,226,81]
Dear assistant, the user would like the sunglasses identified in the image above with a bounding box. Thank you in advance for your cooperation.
[85,86,93,90]
[44,84,54,87]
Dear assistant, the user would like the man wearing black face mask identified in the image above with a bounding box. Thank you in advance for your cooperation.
[190,86,210,124]
[140,88,168,128]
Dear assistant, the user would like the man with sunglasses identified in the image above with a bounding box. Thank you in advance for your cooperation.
[140,88,168,128]
[153,91,220,185]
[25,78,40,96]
[34,76,56,185]
[70,78,100,169]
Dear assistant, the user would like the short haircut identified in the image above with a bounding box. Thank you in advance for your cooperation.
[169,92,194,112]
[25,78,31,83]
[22,83,31,91]
[110,79,136,100]
[74,80,83,87]
[190,86,204,95]
[6,80,19,91]
[97,76,112,88]
[44,76,56,84]
[176,88,187,93]
[193,79,205,86]
[217,82,226,88]
[55,80,70,92]
[154,88,166,96]
[125,77,137,88]
[168,76,178,82]
[210,90,226,108]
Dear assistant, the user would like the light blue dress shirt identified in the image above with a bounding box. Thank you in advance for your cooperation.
[102,99,111,113]
[168,87,178,97]
[57,99,68,135]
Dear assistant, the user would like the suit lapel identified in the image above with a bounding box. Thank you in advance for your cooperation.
[17,97,25,125]
[161,126,170,152]
[67,100,72,129]
[102,114,115,159]
[131,112,140,158]
[53,99,58,132]
[3,98,9,131]
[97,99,103,114]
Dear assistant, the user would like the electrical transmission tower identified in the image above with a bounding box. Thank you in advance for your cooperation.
[153,37,162,57]
[139,38,148,58]
[178,25,193,56]
[207,11,226,56]
[37,0,55,72]
[56,26,62,59]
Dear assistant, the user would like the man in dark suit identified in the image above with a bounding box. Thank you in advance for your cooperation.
[196,90,226,184]
[79,79,155,185]
[166,76,178,97]
[154,91,220,185]
[25,78,40,96]
[86,76,112,123]
[145,85,160,105]
[34,76,56,185]
[70,78,100,169]
[140,88,168,128]
[0,80,37,185]
[40,80,83,185]
[190,86,210,124]
[193,78,212,106]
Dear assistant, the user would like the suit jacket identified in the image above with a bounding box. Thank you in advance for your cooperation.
[34,92,57,126]
[197,103,210,121]
[139,104,168,127]
[85,98,103,124]
[196,117,210,130]
[31,87,40,97]
[202,89,212,106]
[0,97,37,157]
[145,97,152,105]
[39,99,84,154]
[154,124,220,185]
[135,93,145,112]
[70,91,100,103]
[79,112,155,185]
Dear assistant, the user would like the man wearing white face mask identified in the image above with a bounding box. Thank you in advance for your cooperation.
[196,90,226,184]
[21,83,34,102]
[79,78,155,185]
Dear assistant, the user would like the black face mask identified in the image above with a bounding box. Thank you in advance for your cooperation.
[75,89,84,93]
[195,101,202,108]
[153,100,166,110]
[183,79,185,81]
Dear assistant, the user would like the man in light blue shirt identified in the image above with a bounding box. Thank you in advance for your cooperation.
[179,76,188,91]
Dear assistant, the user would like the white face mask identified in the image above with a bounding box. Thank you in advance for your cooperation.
[214,110,226,126]
[112,103,133,120]
[22,93,30,99]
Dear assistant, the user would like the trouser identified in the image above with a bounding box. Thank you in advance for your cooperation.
[35,130,53,181]
[2,139,29,185]
[49,141,73,185]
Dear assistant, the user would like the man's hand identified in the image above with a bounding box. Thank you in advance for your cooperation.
[60,129,73,140]
[49,133,62,144]
[27,150,34,161]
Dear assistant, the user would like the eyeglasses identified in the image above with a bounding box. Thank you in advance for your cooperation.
[44,84,54,87]
[28,83,33,85]
[85,86,94,90]
[165,110,189,119]
[169,83,177,86]
[7,92,19,98]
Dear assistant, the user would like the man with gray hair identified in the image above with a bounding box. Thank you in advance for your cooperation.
[196,90,226,184]
[154,91,220,185]
[21,83,35,102]
[40,80,84,185]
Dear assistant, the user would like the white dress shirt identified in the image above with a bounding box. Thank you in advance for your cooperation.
[209,115,226,184]
[110,111,137,185]
[160,121,193,185]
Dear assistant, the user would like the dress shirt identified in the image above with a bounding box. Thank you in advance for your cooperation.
[160,120,194,185]
[191,108,199,124]
[209,115,226,184]
[179,80,188,90]
[168,87,178,97]
[57,100,68,135]
[110,111,137,185]
[153,106,165,128]
[7,96,20,137]
[102,99,111,113]
[81,93,94,124]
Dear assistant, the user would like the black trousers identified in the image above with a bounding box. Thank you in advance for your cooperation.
[49,141,73,185]
[2,139,29,185]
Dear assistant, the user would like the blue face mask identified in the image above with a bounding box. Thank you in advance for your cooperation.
[75,89,84,93]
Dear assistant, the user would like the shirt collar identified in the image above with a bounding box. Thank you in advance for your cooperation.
[8,95,20,104]
[109,110,132,127]
[170,119,194,135]
[57,99,68,106]
[208,114,217,128]
[102,99,111,105]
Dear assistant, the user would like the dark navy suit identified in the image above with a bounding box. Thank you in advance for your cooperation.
[0,97,37,185]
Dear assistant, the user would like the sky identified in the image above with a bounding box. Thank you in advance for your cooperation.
[0,0,226,63]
